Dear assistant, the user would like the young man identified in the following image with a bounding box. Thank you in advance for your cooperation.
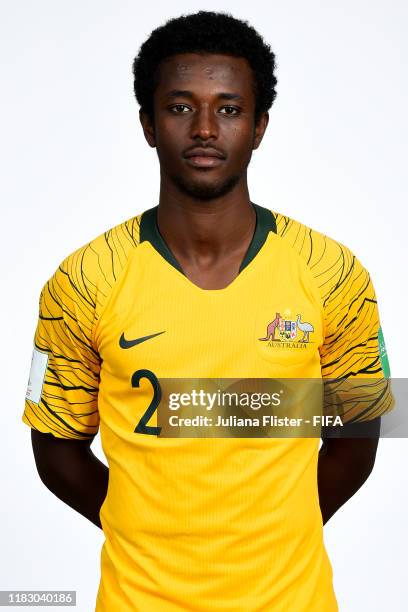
[23,11,392,611]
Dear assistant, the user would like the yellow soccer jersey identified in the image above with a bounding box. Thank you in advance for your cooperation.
[23,204,392,611]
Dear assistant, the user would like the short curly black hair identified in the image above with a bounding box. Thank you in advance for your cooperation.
[132,11,277,123]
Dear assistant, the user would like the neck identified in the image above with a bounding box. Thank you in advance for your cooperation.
[156,175,255,267]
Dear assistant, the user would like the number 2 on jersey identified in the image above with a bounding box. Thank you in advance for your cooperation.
[132,369,162,436]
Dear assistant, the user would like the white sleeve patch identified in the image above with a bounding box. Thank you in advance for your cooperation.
[25,348,49,404]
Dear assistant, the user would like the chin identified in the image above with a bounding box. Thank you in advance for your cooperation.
[174,173,241,201]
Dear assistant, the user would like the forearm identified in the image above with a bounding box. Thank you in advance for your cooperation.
[317,428,379,524]
[317,444,371,525]
[32,433,109,529]
[44,449,108,528]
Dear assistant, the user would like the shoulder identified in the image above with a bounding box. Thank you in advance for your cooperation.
[40,214,142,332]
[272,209,354,269]
[59,213,141,279]
[271,209,372,305]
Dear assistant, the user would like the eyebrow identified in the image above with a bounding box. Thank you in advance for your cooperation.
[165,90,244,102]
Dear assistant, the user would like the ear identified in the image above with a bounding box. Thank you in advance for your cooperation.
[253,112,269,150]
[139,109,156,148]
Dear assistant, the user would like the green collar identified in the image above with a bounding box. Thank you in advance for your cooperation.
[139,203,276,275]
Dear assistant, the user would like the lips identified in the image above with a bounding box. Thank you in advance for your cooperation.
[183,147,226,168]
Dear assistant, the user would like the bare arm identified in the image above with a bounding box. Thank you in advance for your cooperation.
[318,417,381,525]
[31,430,109,529]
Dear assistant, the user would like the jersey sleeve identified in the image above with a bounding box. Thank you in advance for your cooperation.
[319,248,394,422]
[23,249,101,439]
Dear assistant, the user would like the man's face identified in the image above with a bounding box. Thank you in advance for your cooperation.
[140,53,268,200]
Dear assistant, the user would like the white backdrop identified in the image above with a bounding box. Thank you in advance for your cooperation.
[1,1,407,610]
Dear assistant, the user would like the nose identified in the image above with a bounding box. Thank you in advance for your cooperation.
[190,105,218,141]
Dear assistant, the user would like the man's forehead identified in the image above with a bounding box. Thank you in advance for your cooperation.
[157,53,251,84]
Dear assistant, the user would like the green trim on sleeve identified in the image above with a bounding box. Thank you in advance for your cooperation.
[378,326,391,378]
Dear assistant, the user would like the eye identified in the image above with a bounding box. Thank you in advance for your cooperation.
[169,104,191,113]
[219,106,240,115]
